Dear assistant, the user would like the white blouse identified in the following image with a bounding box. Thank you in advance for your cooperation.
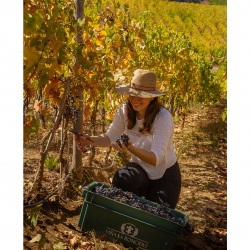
[105,101,177,180]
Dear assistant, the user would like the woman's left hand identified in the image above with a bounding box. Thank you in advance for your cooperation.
[111,140,133,152]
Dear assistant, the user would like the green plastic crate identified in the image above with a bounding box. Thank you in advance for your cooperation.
[78,182,189,250]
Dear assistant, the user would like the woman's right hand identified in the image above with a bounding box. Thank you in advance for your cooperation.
[76,134,93,150]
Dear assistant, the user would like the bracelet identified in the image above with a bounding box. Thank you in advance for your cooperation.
[127,144,134,151]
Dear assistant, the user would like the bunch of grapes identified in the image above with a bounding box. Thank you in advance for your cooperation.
[116,134,130,148]
[93,186,185,225]
[52,104,58,110]
[69,94,80,123]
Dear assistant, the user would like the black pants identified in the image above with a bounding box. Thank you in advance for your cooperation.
[112,161,181,209]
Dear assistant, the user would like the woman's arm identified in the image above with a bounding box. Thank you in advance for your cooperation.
[78,103,126,151]
[129,146,156,166]
[78,133,111,148]
[112,140,157,166]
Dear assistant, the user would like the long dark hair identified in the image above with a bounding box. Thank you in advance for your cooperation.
[126,97,163,134]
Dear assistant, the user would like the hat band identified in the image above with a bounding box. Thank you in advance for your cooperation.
[130,83,156,91]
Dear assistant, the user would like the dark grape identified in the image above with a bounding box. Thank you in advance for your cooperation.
[116,134,130,148]
[93,186,185,225]
[68,94,80,123]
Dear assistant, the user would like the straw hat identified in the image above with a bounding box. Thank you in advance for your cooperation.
[115,69,166,98]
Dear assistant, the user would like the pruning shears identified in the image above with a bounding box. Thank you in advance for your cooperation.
[69,124,94,154]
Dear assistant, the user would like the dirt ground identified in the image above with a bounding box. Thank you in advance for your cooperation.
[23,100,227,250]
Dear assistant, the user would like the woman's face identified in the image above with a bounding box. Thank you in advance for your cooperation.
[129,96,154,115]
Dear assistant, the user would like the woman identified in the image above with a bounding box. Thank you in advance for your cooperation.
[77,69,181,209]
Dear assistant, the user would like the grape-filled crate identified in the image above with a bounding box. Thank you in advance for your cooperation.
[78,182,189,250]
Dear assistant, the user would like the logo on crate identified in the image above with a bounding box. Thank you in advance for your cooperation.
[121,223,138,237]
[106,223,149,249]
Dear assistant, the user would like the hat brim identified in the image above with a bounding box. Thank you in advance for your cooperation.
[115,82,166,98]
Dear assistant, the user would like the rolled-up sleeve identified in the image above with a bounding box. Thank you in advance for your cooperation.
[150,114,174,167]
[105,104,126,143]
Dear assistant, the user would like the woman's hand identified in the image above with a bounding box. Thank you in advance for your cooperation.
[76,134,93,151]
[111,140,133,152]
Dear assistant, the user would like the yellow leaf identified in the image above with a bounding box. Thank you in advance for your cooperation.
[42,78,59,97]
[107,111,114,120]
[85,39,92,52]
[83,104,91,120]
[99,30,107,37]
[126,53,132,61]
[113,41,121,48]
[96,38,104,46]
[48,61,57,78]
[24,46,39,68]
[49,90,61,106]
[128,66,137,71]
[123,59,129,66]
[113,34,121,41]
[83,31,89,40]
[139,55,144,60]
[73,63,80,73]
[93,24,102,31]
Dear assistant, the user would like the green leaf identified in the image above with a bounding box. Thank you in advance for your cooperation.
[77,18,85,27]
[31,203,43,213]
[24,65,35,75]
[30,36,41,47]
[30,234,41,243]
[56,28,63,40]
[52,241,67,250]
[58,46,67,62]
[99,87,105,95]
[30,231,46,250]
[52,5,59,19]
[107,29,115,38]
[38,231,47,249]
[23,117,40,140]
[222,108,227,121]
[105,71,113,78]
[40,22,47,33]
[38,73,49,87]
[36,10,44,20]
[25,15,36,30]
[31,213,38,228]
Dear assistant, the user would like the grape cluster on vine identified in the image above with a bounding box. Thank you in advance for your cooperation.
[93,186,185,225]
[116,134,130,148]
[69,93,80,123]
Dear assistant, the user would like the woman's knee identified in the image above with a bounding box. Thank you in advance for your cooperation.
[112,162,148,193]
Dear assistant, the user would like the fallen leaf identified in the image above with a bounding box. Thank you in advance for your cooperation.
[70,235,80,247]
[99,235,106,241]
[52,241,67,250]
[62,231,73,239]
[81,241,95,247]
